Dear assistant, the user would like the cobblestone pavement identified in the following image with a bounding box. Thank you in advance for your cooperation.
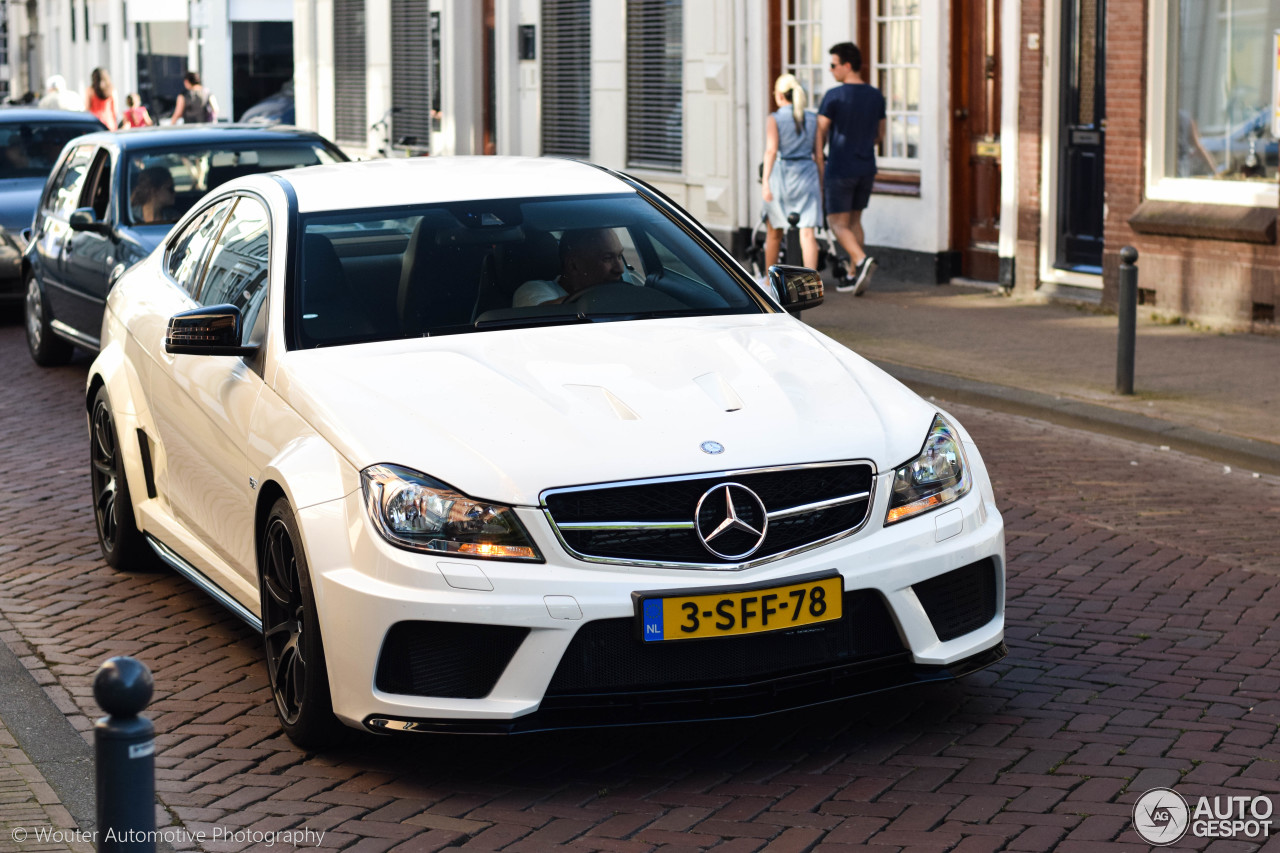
[1,319,1279,852]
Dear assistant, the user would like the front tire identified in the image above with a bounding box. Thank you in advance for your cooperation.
[260,497,343,748]
[25,274,73,366]
[90,386,159,571]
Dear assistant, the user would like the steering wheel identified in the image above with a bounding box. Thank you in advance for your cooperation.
[563,283,618,304]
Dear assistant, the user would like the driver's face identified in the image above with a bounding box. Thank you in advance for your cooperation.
[568,230,625,290]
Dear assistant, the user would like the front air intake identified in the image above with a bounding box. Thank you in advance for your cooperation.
[375,621,529,698]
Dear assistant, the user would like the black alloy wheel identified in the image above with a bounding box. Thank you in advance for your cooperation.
[260,497,342,747]
[89,387,156,570]
[26,274,73,366]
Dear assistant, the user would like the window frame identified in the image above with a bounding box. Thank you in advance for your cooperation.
[871,0,922,171]
[782,0,827,112]
[1146,1,1280,208]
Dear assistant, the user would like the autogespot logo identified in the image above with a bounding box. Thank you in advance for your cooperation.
[1134,787,1190,845]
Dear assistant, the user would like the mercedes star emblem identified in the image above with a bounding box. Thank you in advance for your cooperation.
[700,441,725,455]
[694,482,769,560]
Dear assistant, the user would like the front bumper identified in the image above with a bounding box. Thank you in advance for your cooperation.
[298,467,1006,732]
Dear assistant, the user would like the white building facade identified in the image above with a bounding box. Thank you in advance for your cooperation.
[292,0,1020,281]
[4,0,293,124]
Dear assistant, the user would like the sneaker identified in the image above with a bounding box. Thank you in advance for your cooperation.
[851,256,876,296]
[835,274,857,293]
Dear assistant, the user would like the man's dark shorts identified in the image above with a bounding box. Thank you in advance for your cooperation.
[825,174,875,214]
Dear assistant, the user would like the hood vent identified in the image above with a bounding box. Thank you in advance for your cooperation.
[694,372,744,412]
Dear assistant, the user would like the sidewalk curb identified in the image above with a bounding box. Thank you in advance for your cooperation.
[0,628,96,833]
[876,360,1280,477]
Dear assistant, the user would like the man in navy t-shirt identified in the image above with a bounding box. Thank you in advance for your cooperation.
[816,42,886,295]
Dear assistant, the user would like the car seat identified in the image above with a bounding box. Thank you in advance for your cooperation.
[299,234,375,345]
[397,219,488,335]
[472,230,561,318]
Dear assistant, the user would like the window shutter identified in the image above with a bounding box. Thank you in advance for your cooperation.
[333,0,366,144]
[626,0,683,171]
[391,0,432,148]
[541,0,591,158]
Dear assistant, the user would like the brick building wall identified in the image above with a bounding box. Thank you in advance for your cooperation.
[1015,0,1279,333]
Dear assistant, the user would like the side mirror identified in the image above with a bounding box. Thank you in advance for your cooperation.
[69,207,112,236]
[165,304,259,357]
[768,264,824,311]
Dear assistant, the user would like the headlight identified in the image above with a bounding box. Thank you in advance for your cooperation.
[885,415,971,525]
[361,464,542,561]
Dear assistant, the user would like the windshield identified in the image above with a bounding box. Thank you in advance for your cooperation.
[293,193,768,348]
[126,143,342,226]
[0,121,102,180]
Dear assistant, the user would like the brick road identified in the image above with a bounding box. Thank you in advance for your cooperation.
[1,317,1278,852]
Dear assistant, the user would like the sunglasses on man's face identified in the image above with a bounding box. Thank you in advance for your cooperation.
[829,62,840,69]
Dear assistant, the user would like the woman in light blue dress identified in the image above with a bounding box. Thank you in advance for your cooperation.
[761,73,821,269]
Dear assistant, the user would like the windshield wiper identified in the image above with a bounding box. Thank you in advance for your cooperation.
[473,313,595,330]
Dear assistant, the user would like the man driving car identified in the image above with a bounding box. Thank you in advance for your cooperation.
[513,227,627,307]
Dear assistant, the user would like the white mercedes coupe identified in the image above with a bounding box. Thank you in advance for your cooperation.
[87,157,1006,746]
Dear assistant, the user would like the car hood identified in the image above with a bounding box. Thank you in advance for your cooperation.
[0,179,45,233]
[275,315,938,506]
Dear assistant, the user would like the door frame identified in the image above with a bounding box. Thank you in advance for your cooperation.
[1038,0,1103,291]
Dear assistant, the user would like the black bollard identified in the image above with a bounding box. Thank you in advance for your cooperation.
[785,212,803,268]
[1116,246,1139,395]
[94,656,156,853]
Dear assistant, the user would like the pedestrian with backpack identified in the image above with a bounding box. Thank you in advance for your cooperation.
[170,71,216,124]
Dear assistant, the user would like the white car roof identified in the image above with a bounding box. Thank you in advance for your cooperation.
[272,156,634,213]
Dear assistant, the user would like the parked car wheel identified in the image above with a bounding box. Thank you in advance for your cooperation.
[90,386,159,570]
[25,275,72,366]
[260,497,343,748]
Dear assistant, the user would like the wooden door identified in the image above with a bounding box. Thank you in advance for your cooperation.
[949,0,1001,281]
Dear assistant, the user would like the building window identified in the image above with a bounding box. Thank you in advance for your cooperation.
[626,0,683,172]
[782,0,825,108]
[333,0,367,145]
[391,0,434,151]
[541,0,591,158]
[1166,1,1280,183]
[872,0,921,166]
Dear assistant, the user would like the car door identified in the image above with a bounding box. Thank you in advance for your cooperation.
[148,195,271,578]
[138,198,236,516]
[60,147,116,342]
[33,144,94,330]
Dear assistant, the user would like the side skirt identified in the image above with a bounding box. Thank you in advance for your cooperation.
[145,535,263,632]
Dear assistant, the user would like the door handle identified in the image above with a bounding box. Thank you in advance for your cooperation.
[955,108,969,120]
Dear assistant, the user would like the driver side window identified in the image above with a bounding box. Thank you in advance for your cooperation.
[46,145,94,220]
[165,199,235,297]
[197,197,271,346]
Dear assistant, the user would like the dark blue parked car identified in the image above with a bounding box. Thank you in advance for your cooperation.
[24,124,347,365]
[0,109,107,303]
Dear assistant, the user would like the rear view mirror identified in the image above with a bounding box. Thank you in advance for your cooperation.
[165,304,259,356]
[768,264,824,311]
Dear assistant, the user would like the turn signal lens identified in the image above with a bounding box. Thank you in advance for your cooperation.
[885,416,971,525]
[361,464,542,561]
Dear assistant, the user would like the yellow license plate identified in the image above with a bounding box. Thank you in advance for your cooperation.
[638,575,842,642]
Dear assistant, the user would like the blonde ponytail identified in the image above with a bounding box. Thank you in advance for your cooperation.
[773,73,808,135]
